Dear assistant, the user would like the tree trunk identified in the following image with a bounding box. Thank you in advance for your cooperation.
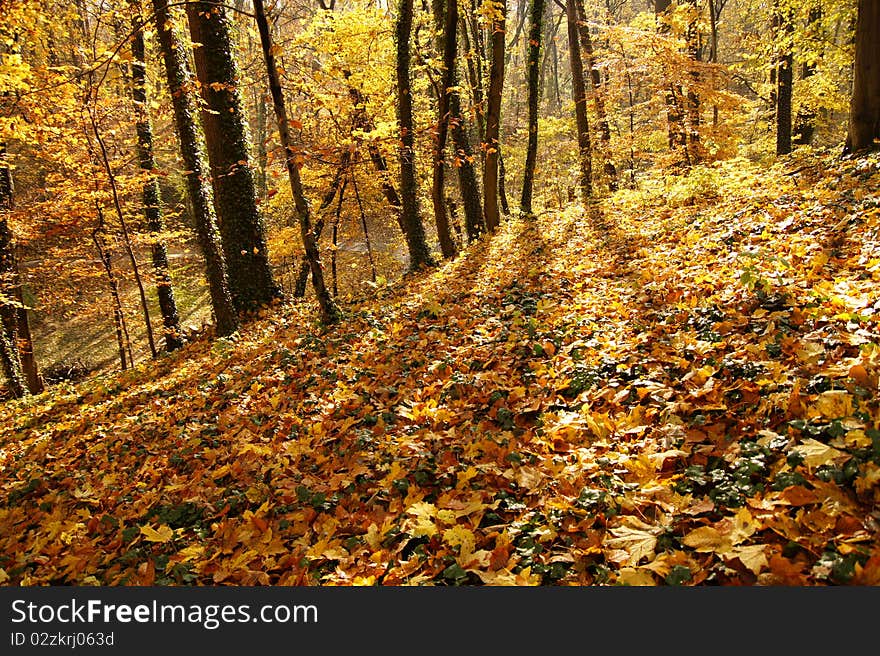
[498,153,510,215]
[655,0,689,163]
[88,110,158,359]
[293,153,350,298]
[432,0,458,258]
[684,0,702,163]
[444,0,486,244]
[0,213,27,398]
[254,0,341,323]
[0,145,41,395]
[152,0,239,337]
[393,0,436,270]
[483,0,506,230]
[92,223,131,371]
[520,0,545,215]
[566,0,592,202]
[775,5,793,156]
[129,3,183,352]
[186,1,280,313]
[846,0,880,153]
[574,0,617,191]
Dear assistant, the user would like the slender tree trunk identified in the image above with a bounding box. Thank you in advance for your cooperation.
[352,174,378,283]
[254,0,342,322]
[566,0,592,202]
[129,3,183,352]
[432,0,458,258]
[442,0,486,243]
[655,0,689,163]
[152,0,239,337]
[460,6,486,146]
[520,0,545,215]
[89,110,158,358]
[685,0,702,163]
[574,0,617,191]
[293,153,350,298]
[774,4,793,156]
[483,0,506,230]
[846,0,880,153]
[330,178,346,299]
[92,218,131,371]
[186,1,280,313]
[708,0,719,126]
[393,0,435,270]
[498,153,510,215]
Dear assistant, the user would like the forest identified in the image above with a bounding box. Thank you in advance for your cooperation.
[0,0,878,586]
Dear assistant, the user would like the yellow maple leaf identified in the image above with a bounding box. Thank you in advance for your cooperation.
[140,524,173,543]
[682,526,733,554]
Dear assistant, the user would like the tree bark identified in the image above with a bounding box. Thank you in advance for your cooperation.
[254,0,341,323]
[565,0,592,202]
[393,0,436,270]
[483,0,506,230]
[774,5,793,156]
[574,0,617,191]
[0,145,41,395]
[129,3,183,352]
[432,0,459,258]
[846,0,880,153]
[152,0,239,337]
[186,1,280,313]
[520,0,545,215]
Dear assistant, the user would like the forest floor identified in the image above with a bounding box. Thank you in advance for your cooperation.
[1,148,879,586]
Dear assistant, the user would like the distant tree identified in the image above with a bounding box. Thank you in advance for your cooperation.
[186,1,281,314]
[846,0,880,153]
[151,0,239,337]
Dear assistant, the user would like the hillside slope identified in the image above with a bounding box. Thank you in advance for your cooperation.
[1,151,879,586]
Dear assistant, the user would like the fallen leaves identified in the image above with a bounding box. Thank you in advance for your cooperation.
[1,152,880,586]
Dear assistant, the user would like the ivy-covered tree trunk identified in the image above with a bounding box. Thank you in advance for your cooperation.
[254,0,341,323]
[444,0,485,243]
[846,0,880,153]
[394,0,435,270]
[129,5,183,352]
[483,0,505,230]
[520,0,544,215]
[565,0,592,202]
[186,1,280,314]
[1,145,41,395]
[0,213,27,399]
[152,0,238,337]
[431,0,458,259]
